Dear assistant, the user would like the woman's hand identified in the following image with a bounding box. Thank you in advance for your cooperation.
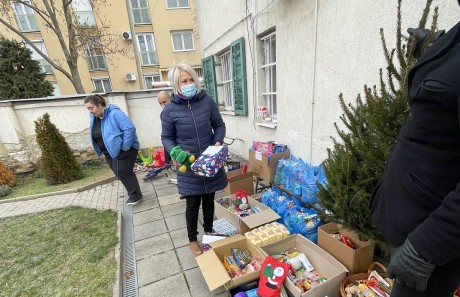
[214,142,221,146]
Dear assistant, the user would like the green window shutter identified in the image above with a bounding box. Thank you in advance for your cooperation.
[230,37,248,116]
[202,55,218,103]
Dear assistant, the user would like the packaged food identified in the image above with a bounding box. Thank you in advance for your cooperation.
[231,248,251,269]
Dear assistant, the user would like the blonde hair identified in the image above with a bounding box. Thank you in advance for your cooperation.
[168,63,201,95]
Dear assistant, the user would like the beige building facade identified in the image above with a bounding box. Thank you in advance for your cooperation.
[1,0,202,95]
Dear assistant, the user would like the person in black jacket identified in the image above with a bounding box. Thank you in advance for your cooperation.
[161,63,227,255]
[370,12,460,297]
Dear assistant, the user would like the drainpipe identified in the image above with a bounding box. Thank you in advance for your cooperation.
[309,0,319,163]
[252,0,258,127]
[125,0,145,89]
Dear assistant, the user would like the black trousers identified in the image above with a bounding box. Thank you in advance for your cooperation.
[391,252,460,297]
[184,193,215,242]
[105,147,142,200]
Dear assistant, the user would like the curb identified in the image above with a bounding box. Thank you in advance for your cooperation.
[0,176,118,205]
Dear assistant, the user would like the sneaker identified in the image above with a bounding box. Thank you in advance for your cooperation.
[126,195,142,206]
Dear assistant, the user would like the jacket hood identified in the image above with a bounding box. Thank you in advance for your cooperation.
[102,104,120,117]
[170,89,208,105]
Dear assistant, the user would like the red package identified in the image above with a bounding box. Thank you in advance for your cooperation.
[257,256,291,297]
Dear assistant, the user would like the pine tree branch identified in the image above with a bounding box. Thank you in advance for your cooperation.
[418,0,433,29]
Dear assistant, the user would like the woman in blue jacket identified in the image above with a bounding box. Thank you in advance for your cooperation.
[161,63,227,255]
[85,94,142,206]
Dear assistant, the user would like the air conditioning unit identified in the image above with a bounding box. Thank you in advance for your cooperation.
[125,72,136,81]
[122,31,132,40]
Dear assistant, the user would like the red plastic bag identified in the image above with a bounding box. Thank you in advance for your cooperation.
[153,149,166,167]
[257,256,291,297]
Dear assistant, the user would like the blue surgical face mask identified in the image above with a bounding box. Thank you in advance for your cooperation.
[180,83,197,98]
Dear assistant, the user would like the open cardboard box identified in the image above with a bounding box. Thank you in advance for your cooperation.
[248,150,290,182]
[196,234,266,291]
[214,194,280,234]
[224,168,254,195]
[318,222,375,274]
[260,234,348,297]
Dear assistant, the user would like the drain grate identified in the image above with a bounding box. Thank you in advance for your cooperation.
[123,191,138,297]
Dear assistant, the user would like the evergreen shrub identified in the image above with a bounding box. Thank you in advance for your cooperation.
[34,113,82,185]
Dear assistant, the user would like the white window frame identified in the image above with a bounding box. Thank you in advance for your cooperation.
[12,0,38,32]
[84,36,107,71]
[171,30,194,52]
[260,32,277,123]
[92,77,112,93]
[131,0,151,24]
[72,0,96,26]
[194,68,202,78]
[136,33,158,66]
[219,51,233,112]
[144,73,160,89]
[25,40,53,74]
[166,0,189,9]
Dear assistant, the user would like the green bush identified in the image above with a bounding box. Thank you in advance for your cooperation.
[0,185,12,197]
[34,113,82,185]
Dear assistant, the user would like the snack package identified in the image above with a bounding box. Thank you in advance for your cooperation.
[191,145,229,177]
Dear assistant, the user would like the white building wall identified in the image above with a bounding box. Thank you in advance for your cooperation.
[196,0,459,165]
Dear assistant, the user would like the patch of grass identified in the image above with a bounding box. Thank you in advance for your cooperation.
[0,206,118,297]
[2,161,114,200]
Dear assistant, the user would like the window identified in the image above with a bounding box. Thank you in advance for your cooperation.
[25,41,53,74]
[202,38,248,115]
[72,0,96,26]
[220,51,233,111]
[167,0,189,8]
[13,1,38,31]
[171,31,194,51]
[194,68,202,77]
[260,32,276,123]
[92,78,112,92]
[51,82,61,96]
[144,73,160,89]
[84,37,107,71]
[137,33,157,66]
[131,0,151,24]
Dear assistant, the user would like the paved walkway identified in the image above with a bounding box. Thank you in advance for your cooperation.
[0,171,227,297]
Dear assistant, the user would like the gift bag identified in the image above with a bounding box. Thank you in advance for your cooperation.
[257,256,291,297]
[191,145,229,177]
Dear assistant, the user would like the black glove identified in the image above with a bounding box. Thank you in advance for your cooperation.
[387,239,435,291]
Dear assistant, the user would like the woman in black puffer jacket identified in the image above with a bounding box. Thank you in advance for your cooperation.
[161,63,228,255]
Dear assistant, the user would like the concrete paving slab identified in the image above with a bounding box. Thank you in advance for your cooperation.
[135,233,174,260]
[158,194,182,206]
[133,207,163,226]
[139,189,157,200]
[170,228,189,248]
[139,274,191,297]
[132,198,159,213]
[185,267,219,297]
[136,250,181,286]
[176,245,199,270]
[164,213,187,231]
[161,201,185,218]
[134,220,167,241]
[156,186,179,197]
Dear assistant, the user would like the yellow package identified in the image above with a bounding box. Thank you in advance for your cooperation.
[245,232,263,246]
[259,233,271,245]
[272,227,285,240]
[266,230,277,243]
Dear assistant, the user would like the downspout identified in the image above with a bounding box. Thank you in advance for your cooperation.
[125,0,145,89]
[252,0,258,128]
[309,0,319,163]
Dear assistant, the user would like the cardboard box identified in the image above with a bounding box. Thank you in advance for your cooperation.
[224,168,255,195]
[318,223,375,274]
[196,234,266,291]
[248,150,290,182]
[214,194,280,234]
[260,234,348,297]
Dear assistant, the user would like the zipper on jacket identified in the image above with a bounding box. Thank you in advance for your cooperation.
[189,104,207,193]
[100,116,113,158]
